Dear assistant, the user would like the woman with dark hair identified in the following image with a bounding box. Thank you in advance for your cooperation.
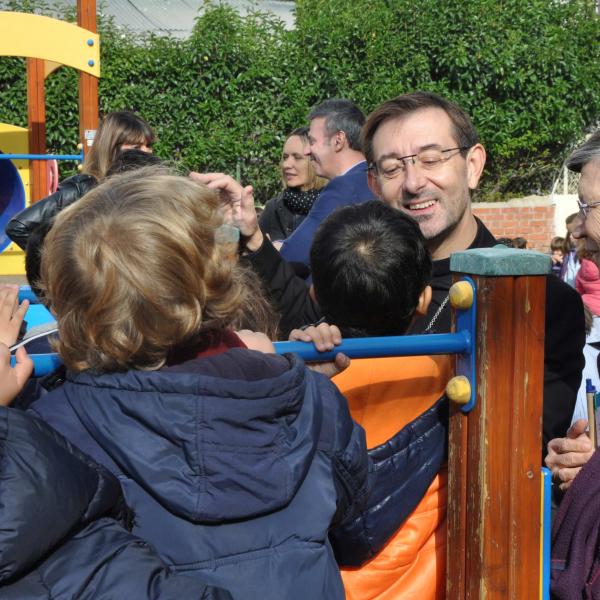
[259,127,326,241]
[6,111,154,250]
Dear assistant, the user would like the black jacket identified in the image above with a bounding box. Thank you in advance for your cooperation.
[0,407,231,599]
[6,173,96,250]
[242,219,586,456]
[412,219,585,456]
[259,192,308,241]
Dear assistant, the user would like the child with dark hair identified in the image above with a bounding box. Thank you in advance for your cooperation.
[551,236,566,277]
[310,200,432,337]
[105,147,165,177]
[496,237,514,247]
[513,236,528,249]
[292,200,450,599]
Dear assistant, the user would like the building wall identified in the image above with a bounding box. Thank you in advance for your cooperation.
[471,195,579,252]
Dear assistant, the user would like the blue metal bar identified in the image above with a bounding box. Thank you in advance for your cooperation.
[19,286,40,304]
[541,467,551,600]
[0,153,84,161]
[273,331,471,362]
[11,353,62,377]
[16,331,471,378]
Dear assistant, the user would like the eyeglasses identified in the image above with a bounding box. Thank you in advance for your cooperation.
[577,199,600,216]
[370,146,470,180]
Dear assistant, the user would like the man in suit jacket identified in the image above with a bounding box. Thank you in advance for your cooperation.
[279,99,376,266]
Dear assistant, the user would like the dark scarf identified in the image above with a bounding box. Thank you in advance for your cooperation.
[281,187,320,216]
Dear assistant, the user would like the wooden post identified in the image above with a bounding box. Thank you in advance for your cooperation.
[26,57,47,203]
[77,0,98,156]
[447,248,549,599]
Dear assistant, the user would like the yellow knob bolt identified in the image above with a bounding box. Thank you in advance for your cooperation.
[446,375,471,405]
[77,143,84,150]
[449,281,474,310]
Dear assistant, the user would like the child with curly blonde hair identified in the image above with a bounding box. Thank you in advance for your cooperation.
[31,168,369,600]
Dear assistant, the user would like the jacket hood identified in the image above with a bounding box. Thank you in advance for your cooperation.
[0,407,120,581]
[61,350,322,524]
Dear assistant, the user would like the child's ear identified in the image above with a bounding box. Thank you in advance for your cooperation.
[415,285,432,316]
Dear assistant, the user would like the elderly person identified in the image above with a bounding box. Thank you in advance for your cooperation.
[545,131,600,490]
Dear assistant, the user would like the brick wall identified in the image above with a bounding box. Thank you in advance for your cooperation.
[472,196,556,252]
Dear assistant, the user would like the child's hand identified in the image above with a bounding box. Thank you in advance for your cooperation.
[289,322,342,352]
[289,322,350,378]
[0,344,33,406]
[0,285,29,347]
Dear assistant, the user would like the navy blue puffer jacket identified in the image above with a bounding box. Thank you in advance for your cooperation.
[31,349,369,599]
[0,406,231,599]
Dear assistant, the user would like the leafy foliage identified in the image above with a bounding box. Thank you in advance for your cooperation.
[1,0,599,201]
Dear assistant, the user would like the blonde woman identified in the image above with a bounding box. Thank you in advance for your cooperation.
[6,111,154,250]
[259,127,326,241]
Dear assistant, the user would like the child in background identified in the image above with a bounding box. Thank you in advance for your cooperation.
[551,236,565,277]
[561,213,582,287]
[496,237,514,247]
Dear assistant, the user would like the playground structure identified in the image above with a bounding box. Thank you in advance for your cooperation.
[0,2,99,273]
[17,245,553,599]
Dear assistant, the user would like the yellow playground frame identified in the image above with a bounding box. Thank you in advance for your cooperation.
[0,5,99,274]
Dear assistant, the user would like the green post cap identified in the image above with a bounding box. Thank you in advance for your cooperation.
[450,245,552,276]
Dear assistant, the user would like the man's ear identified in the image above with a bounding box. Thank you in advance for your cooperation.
[367,169,382,198]
[415,285,432,316]
[309,284,317,303]
[467,143,486,190]
[333,131,346,152]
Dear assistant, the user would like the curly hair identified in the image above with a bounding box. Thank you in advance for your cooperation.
[41,168,247,372]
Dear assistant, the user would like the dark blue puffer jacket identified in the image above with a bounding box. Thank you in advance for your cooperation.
[31,349,369,600]
[0,406,231,599]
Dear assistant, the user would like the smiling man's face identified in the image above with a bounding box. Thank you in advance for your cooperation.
[370,107,485,258]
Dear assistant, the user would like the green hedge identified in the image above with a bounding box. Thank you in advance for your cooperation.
[1,0,599,202]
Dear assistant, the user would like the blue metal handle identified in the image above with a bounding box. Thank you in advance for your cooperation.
[0,153,84,161]
[19,286,40,304]
[274,331,471,361]
[11,353,62,377]
[541,467,551,600]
